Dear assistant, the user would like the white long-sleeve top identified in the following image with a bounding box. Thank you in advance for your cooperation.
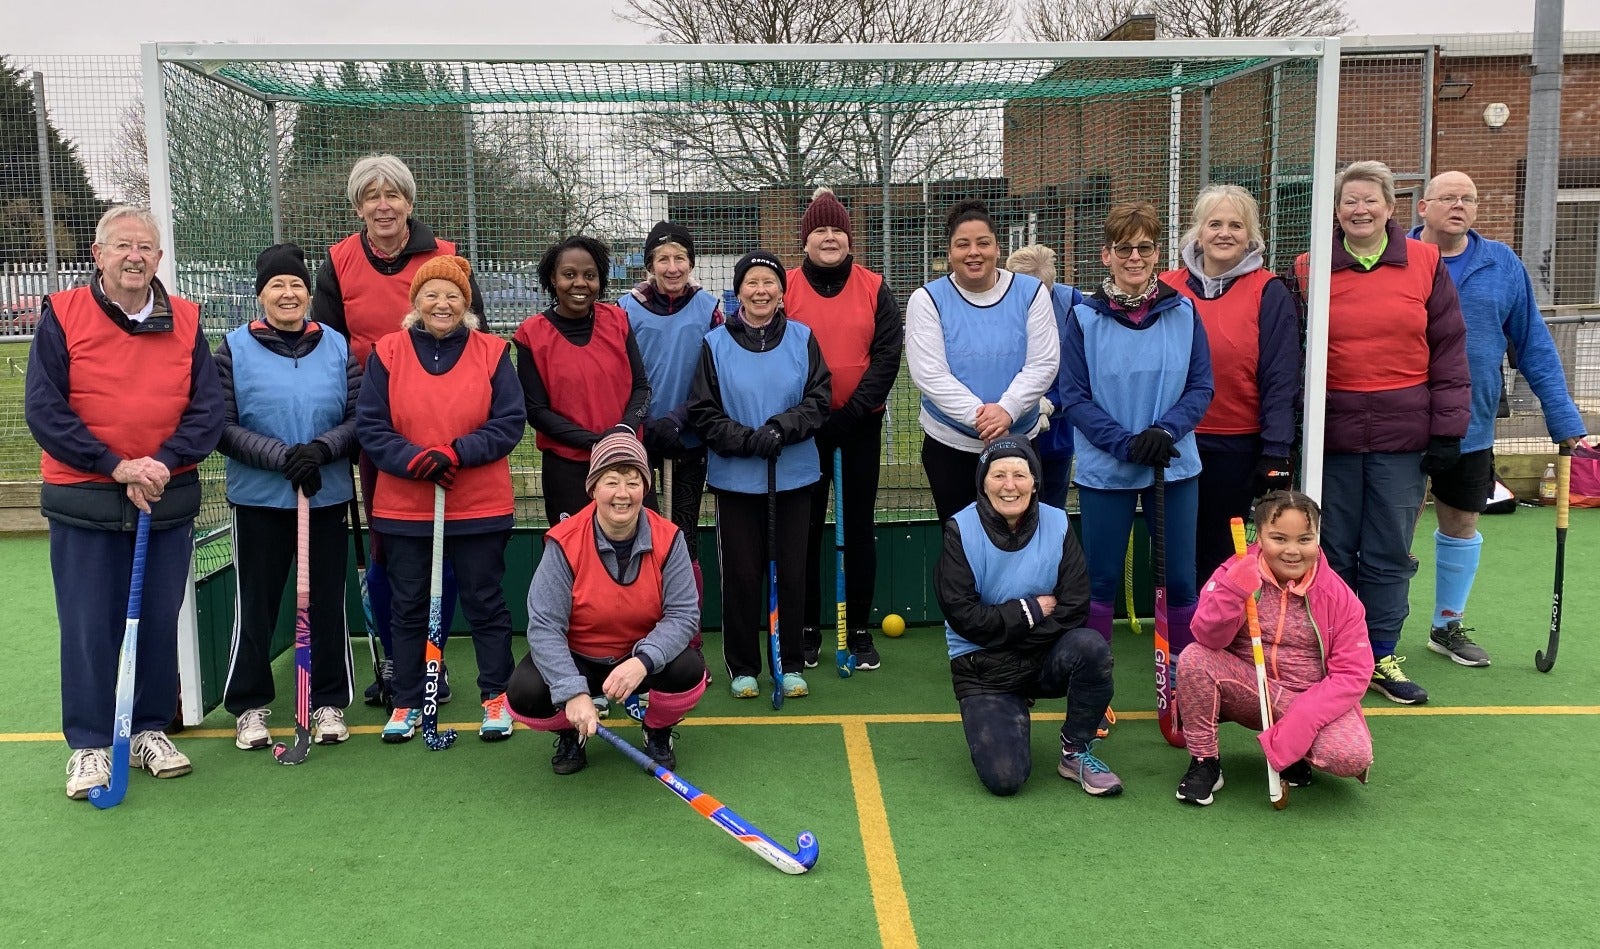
[904,268,1059,452]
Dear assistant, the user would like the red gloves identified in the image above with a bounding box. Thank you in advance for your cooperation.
[407,444,459,487]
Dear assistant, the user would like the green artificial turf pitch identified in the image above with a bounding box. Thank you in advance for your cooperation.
[4,506,1598,948]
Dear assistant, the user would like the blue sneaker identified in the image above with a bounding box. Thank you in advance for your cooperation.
[1059,737,1123,796]
[1369,654,1428,705]
[782,672,809,698]
[479,694,513,742]
[730,676,759,699]
[382,708,421,744]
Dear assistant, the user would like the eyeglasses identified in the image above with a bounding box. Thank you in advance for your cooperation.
[1428,194,1477,207]
[1110,242,1157,259]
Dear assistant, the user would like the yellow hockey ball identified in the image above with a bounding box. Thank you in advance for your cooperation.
[881,614,906,638]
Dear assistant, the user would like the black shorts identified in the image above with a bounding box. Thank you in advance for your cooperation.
[1429,448,1495,513]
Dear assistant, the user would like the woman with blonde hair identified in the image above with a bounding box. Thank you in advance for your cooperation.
[1159,184,1300,582]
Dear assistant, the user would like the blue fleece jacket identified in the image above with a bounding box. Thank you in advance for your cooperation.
[1409,226,1585,451]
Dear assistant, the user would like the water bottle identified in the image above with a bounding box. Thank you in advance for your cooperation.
[1540,462,1558,504]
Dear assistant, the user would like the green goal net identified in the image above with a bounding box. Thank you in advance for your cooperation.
[147,41,1339,575]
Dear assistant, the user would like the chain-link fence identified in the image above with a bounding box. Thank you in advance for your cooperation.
[4,36,1600,553]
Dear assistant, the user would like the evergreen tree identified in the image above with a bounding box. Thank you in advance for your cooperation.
[0,59,107,264]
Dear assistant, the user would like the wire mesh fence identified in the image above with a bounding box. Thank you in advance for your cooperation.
[3,37,1600,568]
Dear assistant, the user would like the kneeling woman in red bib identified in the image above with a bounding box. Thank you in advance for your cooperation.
[506,429,706,775]
[355,255,527,744]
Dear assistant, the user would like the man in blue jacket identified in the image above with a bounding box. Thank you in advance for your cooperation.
[1413,171,1586,668]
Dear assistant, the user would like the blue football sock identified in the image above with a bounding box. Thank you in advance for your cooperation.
[1433,529,1483,628]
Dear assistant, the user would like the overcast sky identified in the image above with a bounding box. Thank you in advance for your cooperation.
[6,0,1597,53]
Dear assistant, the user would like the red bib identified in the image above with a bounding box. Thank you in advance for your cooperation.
[41,286,198,485]
[329,234,458,365]
[785,264,882,411]
[1161,269,1271,435]
[1295,240,1437,393]
[548,504,678,660]
[372,330,513,522]
[512,303,634,462]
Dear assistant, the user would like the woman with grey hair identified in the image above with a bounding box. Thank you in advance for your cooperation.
[1159,184,1301,582]
[313,153,484,707]
[1005,243,1084,511]
[1291,160,1469,707]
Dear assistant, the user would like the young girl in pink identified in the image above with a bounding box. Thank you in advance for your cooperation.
[1175,490,1374,806]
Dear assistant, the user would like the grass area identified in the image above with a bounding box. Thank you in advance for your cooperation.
[3,507,1598,947]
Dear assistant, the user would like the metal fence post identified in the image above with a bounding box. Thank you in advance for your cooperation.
[31,72,60,294]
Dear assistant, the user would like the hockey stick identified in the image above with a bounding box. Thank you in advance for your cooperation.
[1231,517,1286,808]
[422,485,457,749]
[768,457,784,710]
[349,496,390,711]
[1535,444,1571,673]
[91,509,151,810]
[1124,530,1141,635]
[1153,466,1184,748]
[273,491,313,765]
[595,725,819,874]
[833,448,854,678]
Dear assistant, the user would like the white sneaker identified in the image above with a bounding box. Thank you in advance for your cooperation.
[65,748,111,800]
[312,706,349,745]
[235,708,272,750]
[130,731,192,779]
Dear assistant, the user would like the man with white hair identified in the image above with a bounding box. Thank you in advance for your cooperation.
[25,205,224,800]
[1412,170,1585,667]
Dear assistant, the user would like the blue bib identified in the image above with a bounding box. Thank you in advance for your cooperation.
[620,290,717,448]
[1070,298,1202,489]
[703,323,820,493]
[920,274,1042,438]
[225,325,354,509]
[945,503,1069,659]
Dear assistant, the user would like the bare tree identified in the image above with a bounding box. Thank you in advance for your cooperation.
[1018,0,1351,40]
[109,104,150,206]
[617,0,1008,190]
[1019,0,1147,41]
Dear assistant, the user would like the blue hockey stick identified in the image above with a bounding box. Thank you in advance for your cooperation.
[833,448,854,678]
[767,457,783,710]
[91,510,151,810]
[596,725,818,874]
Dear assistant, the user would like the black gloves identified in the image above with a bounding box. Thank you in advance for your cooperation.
[1253,456,1293,497]
[644,417,683,456]
[282,442,332,498]
[1127,427,1179,469]
[748,424,783,460]
[1421,436,1462,475]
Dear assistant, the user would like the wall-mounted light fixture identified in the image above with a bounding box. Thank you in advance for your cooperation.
[1437,77,1474,100]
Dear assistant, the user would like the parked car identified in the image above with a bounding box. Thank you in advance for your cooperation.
[1,296,41,336]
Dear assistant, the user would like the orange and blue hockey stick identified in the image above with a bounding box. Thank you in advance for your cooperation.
[596,725,818,874]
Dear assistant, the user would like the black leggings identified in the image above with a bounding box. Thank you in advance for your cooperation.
[955,628,1114,797]
[803,411,884,630]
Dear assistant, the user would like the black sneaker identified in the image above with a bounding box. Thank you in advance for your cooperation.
[641,725,677,770]
[1279,759,1314,788]
[849,629,881,670]
[363,658,394,707]
[801,627,821,669]
[1428,622,1490,667]
[551,729,587,775]
[1369,654,1429,705]
[1177,755,1224,806]
[436,663,453,704]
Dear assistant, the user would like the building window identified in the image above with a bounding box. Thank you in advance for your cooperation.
[1555,189,1600,306]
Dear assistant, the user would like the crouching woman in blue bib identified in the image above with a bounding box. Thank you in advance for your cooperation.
[688,251,830,700]
[935,438,1120,798]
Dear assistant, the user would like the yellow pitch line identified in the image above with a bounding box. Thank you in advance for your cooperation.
[842,721,918,949]
[4,705,1598,743]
